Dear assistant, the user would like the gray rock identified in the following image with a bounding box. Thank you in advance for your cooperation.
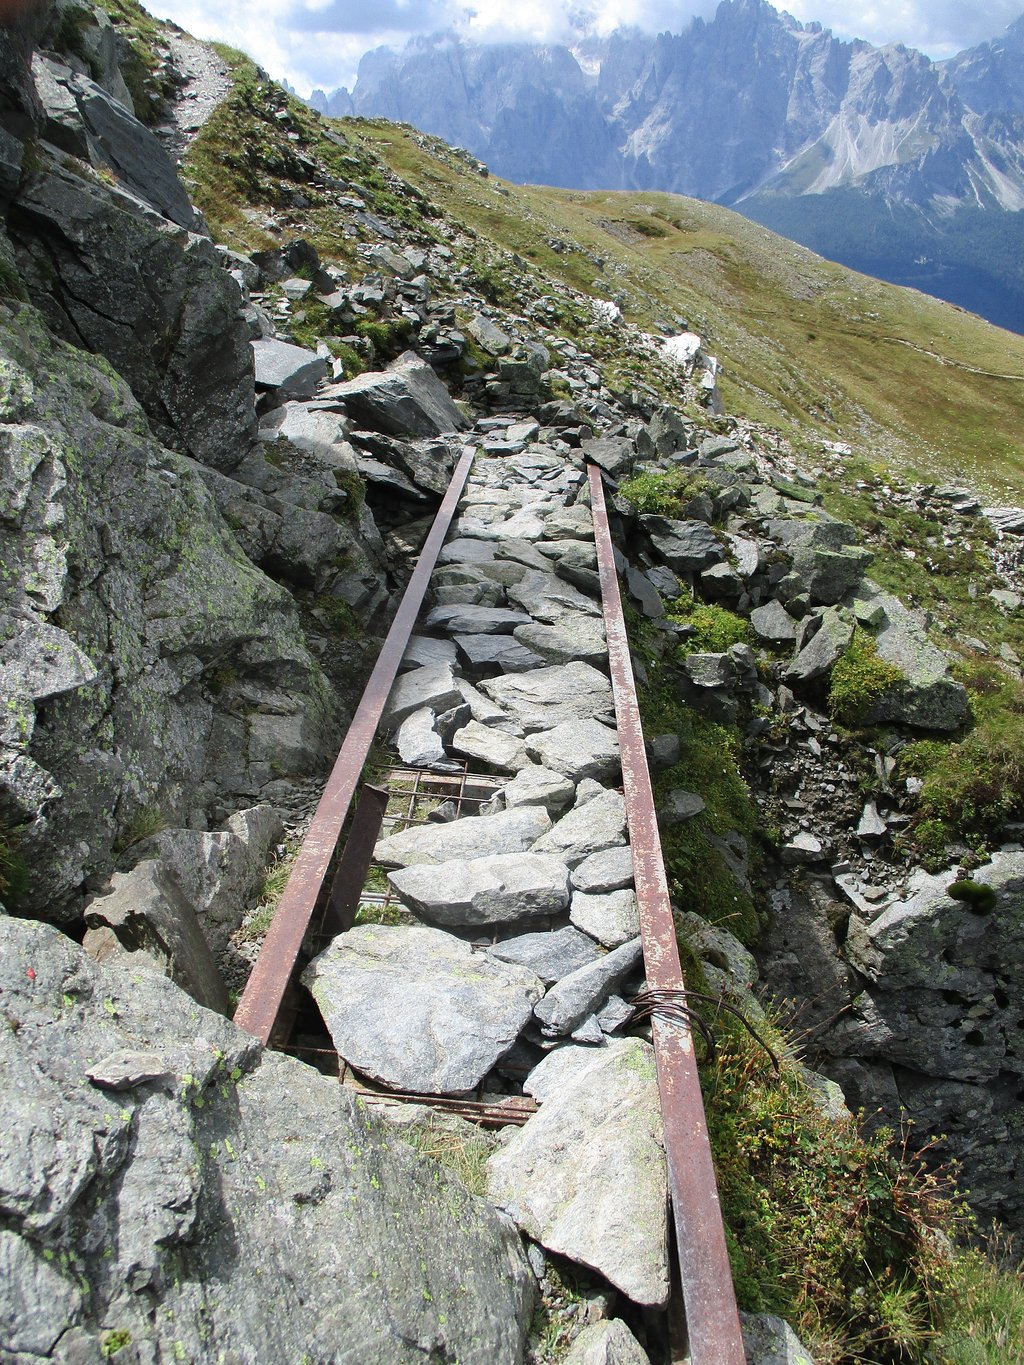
[388,852,572,928]
[383,662,464,729]
[455,634,546,672]
[780,832,826,864]
[396,706,447,767]
[646,733,681,770]
[533,789,628,867]
[487,1037,668,1306]
[750,600,800,644]
[303,924,544,1094]
[528,720,620,783]
[857,586,970,731]
[562,1319,653,1365]
[582,436,633,478]
[506,569,601,623]
[374,806,552,867]
[501,764,576,813]
[0,917,533,1362]
[534,937,643,1037]
[571,846,635,893]
[677,912,759,990]
[683,651,736,689]
[425,604,534,634]
[596,994,635,1035]
[570,889,640,948]
[661,789,706,824]
[487,927,604,984]
[480,662,614,732]
[641,516,723,572]
[451,720,533,772]
[85,1051,176,1091]
[857,800,888,838]
[983,506,1024,535]
[626,565,665,618]
[467,314,511,355]
[786,607,854,683]
[402,635,459,670]
[740,1313,816,1364]
[251,338,329,399]
[83,859,228,1013]
[323,351,469,436]
[514,616,607,666]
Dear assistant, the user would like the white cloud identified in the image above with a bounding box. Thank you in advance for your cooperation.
[147,0,1024,94]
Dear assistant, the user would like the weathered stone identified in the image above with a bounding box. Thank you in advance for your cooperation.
[750,600,800,644]
[641,516,723,572]
[534,937,643,1037]
[661,789,706,824]
[677,912,759,991]
[501,764,576,813]
[533,789,628,867]
[570,889,639,948]
[487,926,604,985]
[374,806,552,867]
[626,565,665,618]
[388,852,571,928]
[424,604,533,634]
[785,607,854,683]
[571,846,635,894]
[0,917,533,1362]
[514,617,607,666]
[83,860,228,1014]
[303,925,543,1094]
[322,351,469,436]
[480,662,614,732]
[402,635,458,670]
[467,315,511,355]
[382,662,464,729]
[395,707,447,767]
[528,720,620,784]
[506,569,601,623]
[780,832,826,864]
[85,1051,176,1091]
[581,436,633,478]
[488,1037,668,1306]
[251,338,329,399]
[683,651,736,689]
[455,634,546,672]
[562,1319,653,1365]
[740,1314,815,1365]
[856,586,969,731]
[451,720,532,772]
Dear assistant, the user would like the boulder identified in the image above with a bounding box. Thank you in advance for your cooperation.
[488,1038,668,1307]
[424,604,533,634]
[641,516,723,572]
[750,600,799,644]
[660,789,706,824]
[322,352,469,437]
[395,707,447,767]
[528,719,620,784]
[571,846,635,893]
[514,617,607,666]
[856,587,969,731]
[563,1320,653,1365]
[581,436,633,478]
[455,634,546,672]
[0,917,533,1363]
[486,927,603,985]
[251,338,330,400]
[500,765,576,813]
[388,852,572,928]
[740,1314,816,1365]
[570,889,640,948]
[374,806,552,867]
[303,924,544,1094]
[532,789,628,867]
[533,937,643,1037]
[382,662,464,729]
[451,720,532,772]
[786,607,854,683]
[480,662,614,732]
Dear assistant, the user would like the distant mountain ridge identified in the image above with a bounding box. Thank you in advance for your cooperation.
[309,0,1024,332]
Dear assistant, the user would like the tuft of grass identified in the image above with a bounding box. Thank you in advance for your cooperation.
[668,590,752,657]
[0,825,29,907]
[114,805,166,854]
[396,1115,495,1196]
[828,628,904,727]
[619,468,711,516]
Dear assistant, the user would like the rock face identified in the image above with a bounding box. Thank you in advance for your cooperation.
[324,351,469,436]
[303,924,545,1094]
[488,1038,669,1307]
[0,917,534,1362]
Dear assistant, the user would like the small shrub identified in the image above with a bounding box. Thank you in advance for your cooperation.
[828,629,903,726]
[114,805,165,854]
[619,468,711,517]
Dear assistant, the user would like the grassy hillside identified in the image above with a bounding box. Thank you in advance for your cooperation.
[345,121,1024,502]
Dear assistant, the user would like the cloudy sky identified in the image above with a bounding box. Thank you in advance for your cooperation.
[149,0,1024,96]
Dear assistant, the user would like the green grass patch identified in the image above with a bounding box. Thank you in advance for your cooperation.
[668,590,752,657]
[828,629,904,726]
[395,1115,495,1196]
[0,825,29,907]
[618,468,713,516]
[701,1010,1024,1363]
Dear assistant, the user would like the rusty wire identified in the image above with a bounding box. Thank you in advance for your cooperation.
[627,988,781,1074]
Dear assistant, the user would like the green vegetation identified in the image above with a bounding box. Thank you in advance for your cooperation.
[0,826,28,907]
[618,467,712,516]
[100,1329,132,1357]
[946,879,998,913]
[395,1115,495,1197]
[91,0,176,123]
[667,590,752,657]
[900,660,1024,865]
[699,1007,1024,1363]
[113,805,166,854]
[828,629,904,726]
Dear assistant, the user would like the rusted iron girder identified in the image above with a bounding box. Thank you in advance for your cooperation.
[235,444,477,1045]
[588,464,746,1365]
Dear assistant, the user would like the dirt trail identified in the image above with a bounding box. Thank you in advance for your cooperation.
[158,31,234,165]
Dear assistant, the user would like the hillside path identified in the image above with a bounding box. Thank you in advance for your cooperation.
[159,31,234,165]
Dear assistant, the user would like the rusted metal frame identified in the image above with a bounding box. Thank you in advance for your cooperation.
[320,784,390,939]
[235,443,477,1045]
[588,464,746,1365]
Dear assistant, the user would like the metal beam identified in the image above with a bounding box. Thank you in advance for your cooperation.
[588,464,746,1365]
[235,444,476,1045]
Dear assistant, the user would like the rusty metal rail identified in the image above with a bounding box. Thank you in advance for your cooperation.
[234,443,476,1045]
[588,464,746,1365]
